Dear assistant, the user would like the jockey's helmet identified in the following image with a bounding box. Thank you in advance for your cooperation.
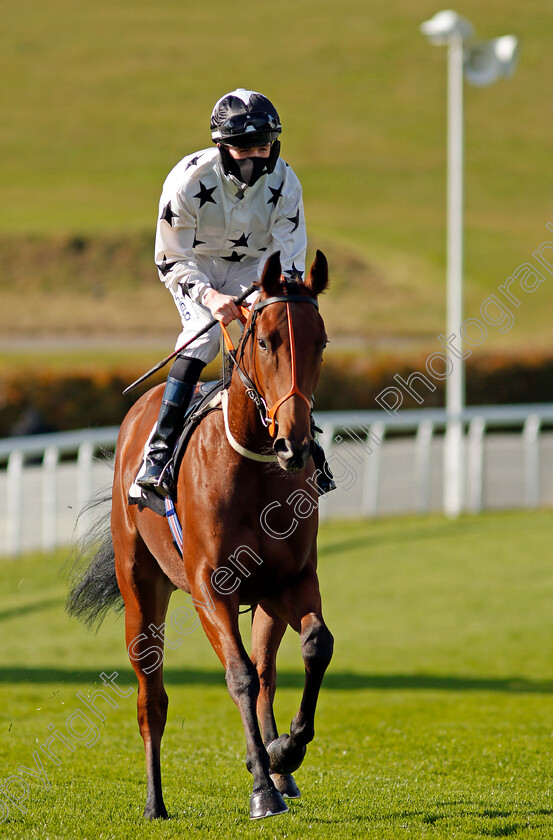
[210,89,281,148]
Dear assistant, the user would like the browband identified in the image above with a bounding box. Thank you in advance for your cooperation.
[253,294,319,312]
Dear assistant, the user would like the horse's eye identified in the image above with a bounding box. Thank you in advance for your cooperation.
[257,338,268,351]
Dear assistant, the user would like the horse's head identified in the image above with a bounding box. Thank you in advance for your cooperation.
[244,250,329,472]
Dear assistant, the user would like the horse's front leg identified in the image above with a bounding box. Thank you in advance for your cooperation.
[190,577,288,820]
[266,563,334,777]
[250,604,302,799]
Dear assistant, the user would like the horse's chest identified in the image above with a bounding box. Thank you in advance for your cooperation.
[184,483,317,602]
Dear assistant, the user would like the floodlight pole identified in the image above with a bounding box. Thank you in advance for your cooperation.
[444,32,465,518]
[422,12,518,517]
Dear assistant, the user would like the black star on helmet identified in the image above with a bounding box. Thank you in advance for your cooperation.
[160,201,178,226]
[222,251,245,263]
[267,180,284,208]
[287,209,301,232]
[194,181,217,208]
[157,255,178,276]
[229,232,251,248]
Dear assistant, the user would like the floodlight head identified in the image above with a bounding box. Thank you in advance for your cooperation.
[464,35,519,86]
[420,10,474,45]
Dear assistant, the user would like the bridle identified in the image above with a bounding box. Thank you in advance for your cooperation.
[222,291,319,439]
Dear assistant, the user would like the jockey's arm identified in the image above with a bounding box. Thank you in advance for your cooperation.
[156,187,246,326]
[202,288,242,325]
[267,176,307,280]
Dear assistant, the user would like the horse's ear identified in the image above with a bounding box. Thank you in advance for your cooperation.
[261,251,283,296]
[305,250,329,297]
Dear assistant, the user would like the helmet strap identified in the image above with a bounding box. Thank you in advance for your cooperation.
[217,143,242,180]
[265,140,281,174]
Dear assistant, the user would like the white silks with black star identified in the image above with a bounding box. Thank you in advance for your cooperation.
[154,147,307,306]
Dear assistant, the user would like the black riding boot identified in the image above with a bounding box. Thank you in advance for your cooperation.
[312,439,336,495]
[310,411,336,495]
[137,377,195,496]
[137,356,206,497]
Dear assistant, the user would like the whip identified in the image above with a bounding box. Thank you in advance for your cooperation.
[122,281,259,395]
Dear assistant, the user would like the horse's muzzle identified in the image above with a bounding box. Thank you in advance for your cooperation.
[273,437,312,471]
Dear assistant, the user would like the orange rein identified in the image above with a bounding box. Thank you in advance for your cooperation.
[221,297,313,438]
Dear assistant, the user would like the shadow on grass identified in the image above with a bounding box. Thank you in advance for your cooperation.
[1,667,553,694]
[0,597,64,623]
[317,518,501,558]
[317,510,551,559]
[389,805,553,829]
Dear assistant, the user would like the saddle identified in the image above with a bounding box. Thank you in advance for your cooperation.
[129,380,224,516]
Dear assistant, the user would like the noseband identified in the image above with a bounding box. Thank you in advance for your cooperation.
[225,292,319,438]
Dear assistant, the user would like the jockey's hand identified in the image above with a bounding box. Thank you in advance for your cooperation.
[203,289,242,326]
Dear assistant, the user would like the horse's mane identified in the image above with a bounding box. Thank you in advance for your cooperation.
[276,278,307,297]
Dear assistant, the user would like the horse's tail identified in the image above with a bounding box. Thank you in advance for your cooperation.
[65,487,124,630]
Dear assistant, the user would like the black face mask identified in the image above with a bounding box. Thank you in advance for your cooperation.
[235,155,270,186]
[218,141,281,187]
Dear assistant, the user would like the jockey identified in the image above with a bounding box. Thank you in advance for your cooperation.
[138,88,334,497]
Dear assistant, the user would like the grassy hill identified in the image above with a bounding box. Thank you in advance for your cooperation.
[2,0,553,358]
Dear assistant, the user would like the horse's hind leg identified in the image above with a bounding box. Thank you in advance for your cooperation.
[266,565,334,777]
[114,523,174,819]
[251,605,301,799]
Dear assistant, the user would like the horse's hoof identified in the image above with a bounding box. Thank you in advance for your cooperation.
[267,734,307,775]
[143,803,168,820]
[249,788,289,820]
[271,772,301,799]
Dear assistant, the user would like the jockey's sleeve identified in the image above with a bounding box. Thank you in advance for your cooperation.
[267,178,307,280]
[154,191,211,305]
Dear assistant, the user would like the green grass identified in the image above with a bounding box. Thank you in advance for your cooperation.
[1,510,553,837]
[2,0,553,351]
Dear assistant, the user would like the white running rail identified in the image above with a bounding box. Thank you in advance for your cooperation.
[1,405,553,556]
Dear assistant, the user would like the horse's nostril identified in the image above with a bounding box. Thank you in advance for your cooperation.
[273,437,293,458]
[273,437,311,468]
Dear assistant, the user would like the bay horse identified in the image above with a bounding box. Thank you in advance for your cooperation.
[67,250,334,821]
